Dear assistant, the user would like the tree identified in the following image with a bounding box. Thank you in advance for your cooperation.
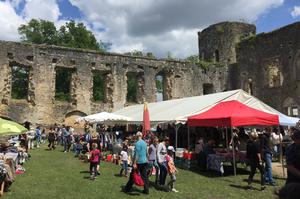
[18,19,107,52]
[18,19,59,45]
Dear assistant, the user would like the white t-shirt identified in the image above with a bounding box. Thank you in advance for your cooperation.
[271,132,282,145]
[120,151,128,161]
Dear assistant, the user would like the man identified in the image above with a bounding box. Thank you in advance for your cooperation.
[262,127,276,186]
[35,126,41,148]
[62,126,71,153]
[286,127,300,184]
[124,132,149,194]
[246,132,265,191]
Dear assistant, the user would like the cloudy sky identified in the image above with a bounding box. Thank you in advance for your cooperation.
[0,0,300,58]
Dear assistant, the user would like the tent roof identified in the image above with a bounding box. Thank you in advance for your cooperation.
[113,89,299,126]
[76,112,132,124]
[187,100,279,127]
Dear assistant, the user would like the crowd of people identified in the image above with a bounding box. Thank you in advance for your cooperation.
[10,120,300,198]
[23,123,179,195]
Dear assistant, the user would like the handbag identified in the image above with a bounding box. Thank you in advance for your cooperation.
[133,169,144,186]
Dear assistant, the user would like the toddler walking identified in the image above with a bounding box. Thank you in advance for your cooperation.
[89,143,100,180]
[166,146,178,192]
[119,145,128,177]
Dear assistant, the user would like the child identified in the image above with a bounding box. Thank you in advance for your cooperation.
[166,146,178,193]
[119,145,128,177]
[89,143,100,180]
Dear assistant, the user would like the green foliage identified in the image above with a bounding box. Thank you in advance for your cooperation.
[155,77,163,92]
[216,26,225,34]
[185,55,223,70]
[18,19,59,45]
[18,19,107,51]
[55,68,71,101]
[126,73,137,102]
[93,72,105,101]
[11,65,29,99]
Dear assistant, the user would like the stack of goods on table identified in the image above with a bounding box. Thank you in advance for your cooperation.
[0,142,29,196]
[182,150,197,169]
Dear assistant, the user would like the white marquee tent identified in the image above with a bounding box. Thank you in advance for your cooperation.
[76,112,132,124]
[113,89,299,126]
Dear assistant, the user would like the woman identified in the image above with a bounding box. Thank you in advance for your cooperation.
[147,137,159,184]
[157,137,168,186]
[230,128,240,151]
[88,132,102,175]
[48,127,56,150]
[246,132,265,191]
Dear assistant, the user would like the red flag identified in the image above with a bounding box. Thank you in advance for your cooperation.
[142,102,150,137]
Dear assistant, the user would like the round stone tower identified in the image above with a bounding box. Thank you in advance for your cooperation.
[198,21,256,66]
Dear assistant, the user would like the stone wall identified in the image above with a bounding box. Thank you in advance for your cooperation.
[198,22,256,66]
[234,22,300,115]
[0,41,227,125]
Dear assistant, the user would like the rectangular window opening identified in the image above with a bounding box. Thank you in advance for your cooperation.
[93,71,106,102]
[11,63,30,99]
[55,67,72,101]
[126,73,138,103]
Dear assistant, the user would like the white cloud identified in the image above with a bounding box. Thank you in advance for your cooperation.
[291,6,300,18]
[22,0,61,21]
[69,0,284,58]
[0,1,25,41]
[0,0,285,58]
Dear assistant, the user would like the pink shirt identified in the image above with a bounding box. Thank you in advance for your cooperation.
[90,149,100,163]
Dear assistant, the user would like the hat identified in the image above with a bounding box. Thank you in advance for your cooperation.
[167,146,175,152]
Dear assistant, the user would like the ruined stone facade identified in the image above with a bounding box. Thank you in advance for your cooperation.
[199,21,300,117]
[233,22,300,117]
[0,41,227,125]
[2,21,299,125]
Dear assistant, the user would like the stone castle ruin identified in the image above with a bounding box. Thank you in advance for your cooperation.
[0,21,300,125]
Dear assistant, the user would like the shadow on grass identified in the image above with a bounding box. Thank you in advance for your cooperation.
[148,181,169,192]
[119,186,141,196]
[80,170,90,174]
[185,165,249,178]
[230,184,261,191]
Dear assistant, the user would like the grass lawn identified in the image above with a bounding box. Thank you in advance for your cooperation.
[4,145,283,199]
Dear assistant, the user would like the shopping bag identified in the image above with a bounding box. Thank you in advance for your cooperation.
[152,166,156,175]
[133,169,144,186]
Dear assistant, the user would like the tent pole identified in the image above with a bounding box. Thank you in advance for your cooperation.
[226,128,228,149]
[175,124,179,149]
[231,127,237,176]
[279,126,285,178]
[188,126,190,151]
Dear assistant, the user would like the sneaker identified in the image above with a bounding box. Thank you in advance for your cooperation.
[247,185,254,190]
[171,188,179,193]
[64,151,67,153]
[269,182,276,186]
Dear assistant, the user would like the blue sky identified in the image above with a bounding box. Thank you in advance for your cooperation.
[0,0,299,58]
[256,0,300,33]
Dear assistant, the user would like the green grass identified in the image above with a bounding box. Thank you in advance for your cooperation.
[4,146,283,199]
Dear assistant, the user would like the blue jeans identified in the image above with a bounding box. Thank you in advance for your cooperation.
[158,162,168,186]
[120,160,128,176]
[264,153,274,183]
